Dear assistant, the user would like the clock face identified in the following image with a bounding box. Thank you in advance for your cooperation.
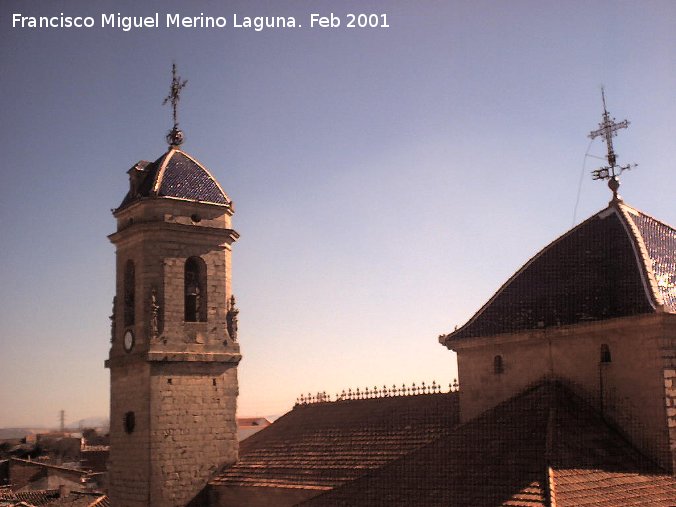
[123,330,134,352]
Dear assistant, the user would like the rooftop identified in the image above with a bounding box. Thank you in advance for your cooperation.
[302,381,676,506]
[442,201,676,344]
[116,147,231,211]
[212,391,459,491]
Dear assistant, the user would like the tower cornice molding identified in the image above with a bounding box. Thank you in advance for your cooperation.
[108,221,239,246]
[114,195,234,218]
[106,351,242,369]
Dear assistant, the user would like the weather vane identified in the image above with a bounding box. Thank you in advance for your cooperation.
[588,87,636,201]
[163,62,188,147]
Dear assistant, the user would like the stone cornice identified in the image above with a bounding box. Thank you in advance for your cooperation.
[105,350,241,368]
[108,221,239,246]
[114,194,234,218]
[443,312,675,352]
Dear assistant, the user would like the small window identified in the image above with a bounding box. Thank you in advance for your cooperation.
[494,355,504,374]
[600,344,612,363]
[123,260,135,327]
[185,257,207,322]
[124,412,135,434]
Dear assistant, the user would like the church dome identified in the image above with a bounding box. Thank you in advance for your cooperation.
[117,147,231,210]
[442,201,676,343]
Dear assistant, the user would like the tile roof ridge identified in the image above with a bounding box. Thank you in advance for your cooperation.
[615,202,664,311]
[544,396,558,507]
[299,381,559,506]
[10,457,86,474]
[544,378,669,474]
[86,494,109,506]
[616,201,676,232]
[547,465,558,507]
[150,148,176,196]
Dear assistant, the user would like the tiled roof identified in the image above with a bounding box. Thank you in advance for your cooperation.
[0,490,108,507]
[117,147,231,210]
[621,205,676,312]
[40,493,108,507]
[443,202,675,343]
[89,497,108,507]
[7,459,86,492]
[303,381,676,506]
[553,469,676,507]
[211,392,459,491]
[9,459,85,476]
[0,489,59,505]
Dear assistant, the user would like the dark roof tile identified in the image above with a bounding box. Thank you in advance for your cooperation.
[444,202,675,342]
[303,382,676,506]
[211,392,459,491]
[40,492,108,507]
[117,148,230,210]
[0,489,59,505]
[622,207,676,312]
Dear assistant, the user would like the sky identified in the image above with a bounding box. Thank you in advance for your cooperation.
[1,0,675,428]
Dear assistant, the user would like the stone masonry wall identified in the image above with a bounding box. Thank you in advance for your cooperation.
[109,362,151,507]
[660,315,676,474]
[664,368,676,473]
[110,199,236,359]
[149,362,239,507]
[109,197,240,505]
[454,314,673,471]
[157,235,233,351]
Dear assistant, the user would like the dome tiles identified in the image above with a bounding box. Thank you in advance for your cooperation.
[443,202,676,342]
[117,147,231,210]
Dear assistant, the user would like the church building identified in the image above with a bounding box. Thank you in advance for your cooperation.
[106,71,676,506]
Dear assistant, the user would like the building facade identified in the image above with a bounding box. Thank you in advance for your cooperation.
[441,200,676,473]
[106,145,241,506]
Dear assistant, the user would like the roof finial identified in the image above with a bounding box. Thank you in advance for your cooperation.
[588,87,637,202]
[163,62,188,147]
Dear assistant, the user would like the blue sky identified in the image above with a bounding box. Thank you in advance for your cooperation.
[1,0,675,427]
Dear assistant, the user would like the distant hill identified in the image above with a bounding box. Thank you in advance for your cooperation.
[72,416,109,429]
[0,417,109,440]
[0,427,45,440]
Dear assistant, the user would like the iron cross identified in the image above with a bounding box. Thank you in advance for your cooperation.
[163,63,188,130]
[588,88,636,200]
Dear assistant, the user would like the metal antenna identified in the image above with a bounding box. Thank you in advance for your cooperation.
[163,62,188,147]
[588,87,636,201]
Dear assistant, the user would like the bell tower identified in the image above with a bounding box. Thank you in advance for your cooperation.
[106,66,241,506]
